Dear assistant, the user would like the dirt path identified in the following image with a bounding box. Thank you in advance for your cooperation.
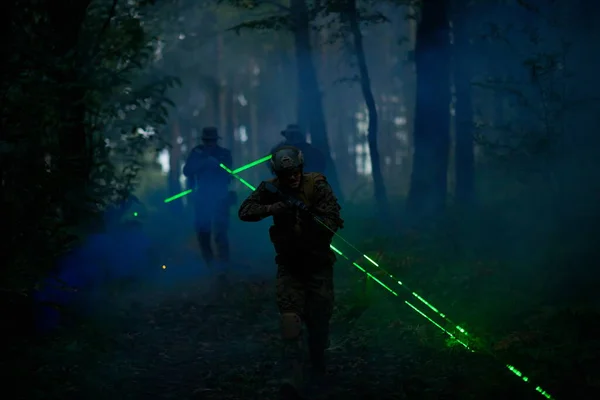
[3,221,550,400]
[5,269,545,400]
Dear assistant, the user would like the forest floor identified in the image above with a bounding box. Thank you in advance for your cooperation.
[4,216,599,400]
[5,275,543,400]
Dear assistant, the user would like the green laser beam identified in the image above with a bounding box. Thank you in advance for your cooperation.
[161,156,271,203]
[219,161,556,400]
[164,189,193,203]
[231,154,272,174]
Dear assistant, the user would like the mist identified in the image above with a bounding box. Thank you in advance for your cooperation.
[3,0,600,399]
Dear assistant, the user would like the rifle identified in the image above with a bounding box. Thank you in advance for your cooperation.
[263,182,335,236]
[264,182,311,214]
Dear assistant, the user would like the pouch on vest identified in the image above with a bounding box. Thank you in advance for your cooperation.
[269,225,292,255]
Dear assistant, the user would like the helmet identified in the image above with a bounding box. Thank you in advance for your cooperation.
[270,146,304,175]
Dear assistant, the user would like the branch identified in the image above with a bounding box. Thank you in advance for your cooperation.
[91,0,120,61]
[228,14,292,34]
[255,0,290,12]
[222,0,290,12]
[100,0,119,40]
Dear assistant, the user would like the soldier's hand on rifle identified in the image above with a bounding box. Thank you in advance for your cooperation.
[267,201,289,216]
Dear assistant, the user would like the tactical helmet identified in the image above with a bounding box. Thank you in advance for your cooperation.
[270,146,304,175]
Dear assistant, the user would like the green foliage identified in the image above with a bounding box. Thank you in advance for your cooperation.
[0,0,178,299]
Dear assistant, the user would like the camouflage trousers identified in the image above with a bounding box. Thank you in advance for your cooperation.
[276,263,334,382]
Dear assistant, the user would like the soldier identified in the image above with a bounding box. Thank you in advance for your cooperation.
[270,124,326,174]
[182,127,233,274]
[238,146,344,398]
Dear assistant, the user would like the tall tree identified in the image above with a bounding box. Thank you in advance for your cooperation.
[47,0,94,224]
[452,0,475,207]
[407,0,451,221]
[344,0,389,218]
[228,0,345,201]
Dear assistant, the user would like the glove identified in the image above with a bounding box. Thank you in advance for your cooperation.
[267,201,289,216]
[292,223,302,236]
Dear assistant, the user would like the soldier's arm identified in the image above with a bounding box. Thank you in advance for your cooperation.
[223,149,233,183]
[182,148,201,178]
[311,176,344,232]
[238,182,273,222]
[183,150,200,189]
[219,148,232,168]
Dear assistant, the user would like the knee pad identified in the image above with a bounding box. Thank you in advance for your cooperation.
[281,312,302,339]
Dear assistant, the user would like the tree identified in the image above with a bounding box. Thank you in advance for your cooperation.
[1,0,176,304]
[227,0,345,201]
[452,0,475,207]
[407,0,451,221]
[342,0,389,218]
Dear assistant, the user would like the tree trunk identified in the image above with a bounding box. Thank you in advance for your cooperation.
[407,0,451,221]
[47,0,93,224]
[250,99,259,183]
[290,0,344,201]
[168,117,183,213]
[452,2,475,207]
[346,0,389,219]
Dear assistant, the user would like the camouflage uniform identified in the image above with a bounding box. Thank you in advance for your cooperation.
[183,129,233,268]
[238,171,343,395]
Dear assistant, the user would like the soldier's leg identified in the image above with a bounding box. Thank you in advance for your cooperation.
[276,266,306,398]
[213,202,230,264]
[194,205,214,266]
[304,265,335,378]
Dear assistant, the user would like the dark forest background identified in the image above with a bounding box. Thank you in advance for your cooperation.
[1,0,599,399]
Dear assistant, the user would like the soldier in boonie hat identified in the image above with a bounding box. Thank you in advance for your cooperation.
[200,126,221,142]
[182,126,233,282]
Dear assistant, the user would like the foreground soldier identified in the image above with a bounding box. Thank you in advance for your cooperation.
[270,124,326,174]
[183,127,233,274]
[238,146,344,398]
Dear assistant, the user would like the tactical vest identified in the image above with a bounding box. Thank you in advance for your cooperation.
[267,172,325,206]
[267,172,334,266]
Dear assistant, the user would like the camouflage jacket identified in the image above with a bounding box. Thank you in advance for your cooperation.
[238,173,343,263]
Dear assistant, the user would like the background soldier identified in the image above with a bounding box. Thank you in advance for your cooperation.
[238,146,344,398]
[270,124,326,174]
[182,127,233,275]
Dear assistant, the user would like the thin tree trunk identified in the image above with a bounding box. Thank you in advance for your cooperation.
[407,0,451,221]
[48,0,93,224]
[452,2,475,207]
[168,117,183,213]
[346,0,389,219]
[250,100,259,183]
[290,0,344,201]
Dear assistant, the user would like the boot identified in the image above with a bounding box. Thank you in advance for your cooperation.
[196,232,214,267]
[303,327,331,397]
[280,339,305,400]
[214,231,230,265]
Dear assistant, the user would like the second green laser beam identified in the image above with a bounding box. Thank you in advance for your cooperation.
[161,155,272,203]
[231,154,272,174]
[164,189,193,203]
[219,161,555,400]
